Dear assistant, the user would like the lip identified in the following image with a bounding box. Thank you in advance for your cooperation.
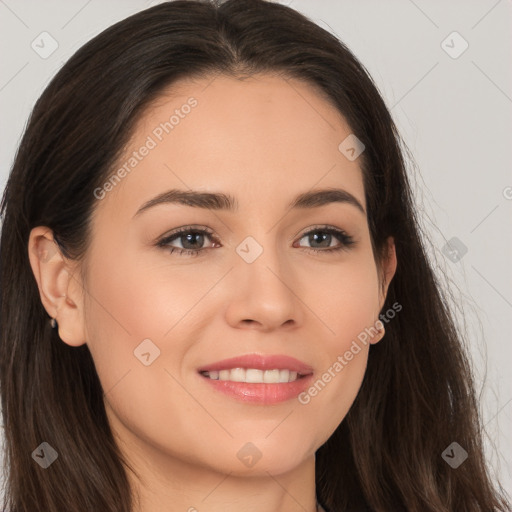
[199,373,315,404]
[197,353,314,405]
[197,353,314,375]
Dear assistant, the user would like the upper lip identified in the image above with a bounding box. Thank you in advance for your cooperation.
[197,353,314,375]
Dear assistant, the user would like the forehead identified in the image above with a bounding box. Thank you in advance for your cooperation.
[94,73,366,220]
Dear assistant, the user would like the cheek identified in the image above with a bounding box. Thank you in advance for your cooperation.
[318,257,381,345]
[81,245,182,395]
[84,240,191,338]
[300,258,380,424]
[81,251,199,455]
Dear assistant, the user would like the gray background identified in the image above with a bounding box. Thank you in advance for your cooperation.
[1,0,511,501]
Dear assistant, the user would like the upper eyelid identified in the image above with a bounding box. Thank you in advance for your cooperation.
[158,226,216,242]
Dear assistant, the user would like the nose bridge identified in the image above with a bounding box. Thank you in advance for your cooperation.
[227,230,301,328]
[235,232,288,288]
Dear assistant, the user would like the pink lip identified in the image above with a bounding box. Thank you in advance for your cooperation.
[197,353,314,374]
[197,353,314,405]
[200,374,315,404]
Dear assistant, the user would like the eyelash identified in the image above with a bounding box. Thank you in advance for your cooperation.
[156,225,355,257]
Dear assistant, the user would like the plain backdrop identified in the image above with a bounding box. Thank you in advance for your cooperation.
[0,0,511,502]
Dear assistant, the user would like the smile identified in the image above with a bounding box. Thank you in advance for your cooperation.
[200,368,308,383]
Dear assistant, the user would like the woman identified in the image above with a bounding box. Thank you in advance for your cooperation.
[0,0,509,510]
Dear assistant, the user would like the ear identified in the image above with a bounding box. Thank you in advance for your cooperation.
[377,236,397,311]
[27,226,87,347]
[370,236,397,345]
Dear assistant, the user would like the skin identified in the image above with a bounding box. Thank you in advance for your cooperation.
[28,73,397,512]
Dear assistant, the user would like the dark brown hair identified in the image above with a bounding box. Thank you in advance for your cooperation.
[1,0,509,510]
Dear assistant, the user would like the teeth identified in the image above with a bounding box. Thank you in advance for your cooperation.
[230,368,245,382]
[264,369,280,383]
[203,368,300,383]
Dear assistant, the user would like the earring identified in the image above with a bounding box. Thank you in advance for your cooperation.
[50,295,66,329]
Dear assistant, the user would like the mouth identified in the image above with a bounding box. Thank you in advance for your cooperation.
[199,368,311,383]
[196,353,314,404]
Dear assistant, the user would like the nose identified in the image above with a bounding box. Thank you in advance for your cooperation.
[224,247,304,332]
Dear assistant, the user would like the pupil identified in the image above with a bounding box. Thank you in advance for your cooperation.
[311,232,330,247]
[183,232,203,249]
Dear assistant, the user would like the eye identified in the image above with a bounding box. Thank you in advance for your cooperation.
[156,224,355,257]
[294,226,355,253]
[156,226,218,257]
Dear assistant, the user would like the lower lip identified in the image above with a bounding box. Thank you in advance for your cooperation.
[199,373,314,404]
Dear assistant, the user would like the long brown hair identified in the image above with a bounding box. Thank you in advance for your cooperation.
[0,1,509,510]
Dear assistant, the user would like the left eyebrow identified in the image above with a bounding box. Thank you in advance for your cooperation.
[133,187,366,218]
[290,188,366,215]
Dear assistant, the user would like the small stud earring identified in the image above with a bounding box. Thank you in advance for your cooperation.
[50,317,58,329]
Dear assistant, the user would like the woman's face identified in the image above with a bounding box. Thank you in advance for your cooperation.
[39,74,396,479]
